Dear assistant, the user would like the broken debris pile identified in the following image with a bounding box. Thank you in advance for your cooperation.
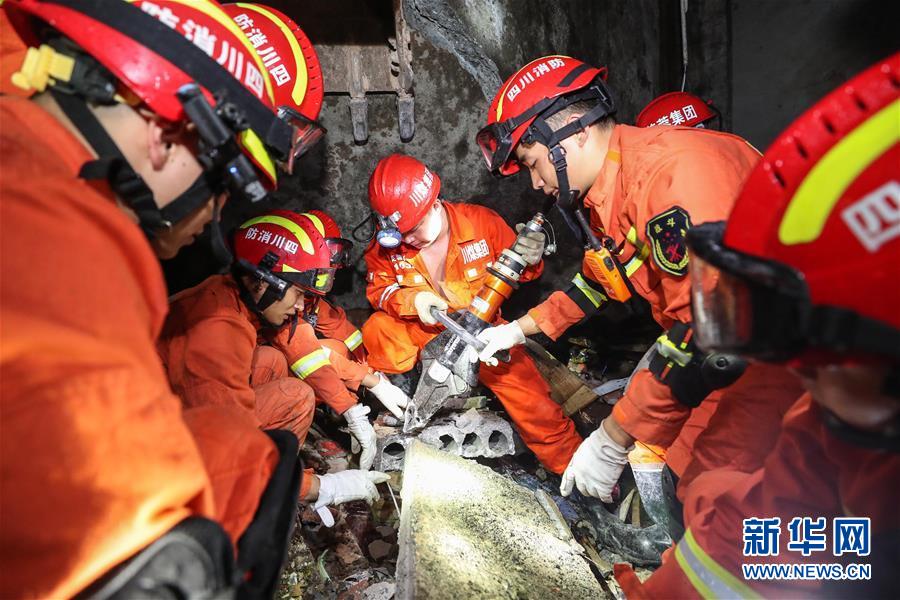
[396,441,604,599]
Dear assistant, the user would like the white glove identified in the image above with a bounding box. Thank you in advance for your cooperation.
[475,321,526,366]
[560,420,633,502]
[343,404,377,470]
[368,372,410,419]
[413,291,448,325]
[513,223,546,266]
[314,470,391,527]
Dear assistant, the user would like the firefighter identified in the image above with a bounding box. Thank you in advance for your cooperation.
[474,56,802,503]
[361,153,583,474]
[0,0,299,596]
[159,210,392,491]
[617,53,900,598]
[635,91,720,129]
[293,209,411,420]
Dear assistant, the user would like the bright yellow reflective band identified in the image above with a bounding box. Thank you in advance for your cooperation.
[290,349,330,379]
[239,129,278,187]
[236,3,309,106]
[315,272,330,289]
[344,329,364,351]
[623,227,650,277]
[302,213,326,236]
[675,529,761,599]
[779,99,900,245]
[656,332,692,367]
[240,215,314,254]
[572,273,607,308]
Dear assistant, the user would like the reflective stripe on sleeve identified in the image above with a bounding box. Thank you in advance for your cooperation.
[572,273,607,308]
[674,529,760,600]
[623,226,650,277]
[290,348,331,379]
[344,329,363,351]
[378,283,400,309]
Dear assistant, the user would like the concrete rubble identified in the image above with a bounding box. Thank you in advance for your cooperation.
[374,408,518,472]
[396,441,604,599]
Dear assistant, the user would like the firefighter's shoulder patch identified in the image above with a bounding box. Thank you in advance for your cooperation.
[646,206,692,276]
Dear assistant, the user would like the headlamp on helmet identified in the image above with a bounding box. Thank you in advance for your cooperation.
[375,211,403,249]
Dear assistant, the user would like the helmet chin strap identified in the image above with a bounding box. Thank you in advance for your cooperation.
[51,88,232,265]
[547,144,586,245]
[232,256,298,338]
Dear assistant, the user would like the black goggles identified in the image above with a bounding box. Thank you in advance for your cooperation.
[277,106,326,174]
[687,222,812,362]
[281,266,336,296]
[476,74,616,176]
[476,99,555,176]
[325,237,353,268]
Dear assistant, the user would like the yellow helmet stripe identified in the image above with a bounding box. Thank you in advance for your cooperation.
[236,3,309,107]
[239,129,277,186]
[157,0,276,103]
[240,215,314,254]
[779,98,900,245]
[495,54,572,122]
[301,212,326,236]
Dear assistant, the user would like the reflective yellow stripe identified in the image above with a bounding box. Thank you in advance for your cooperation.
[302,212,326,236]
[239,129,278,188]
[655,332,692,367]
[779,99,900,245]
[623,226,650,276]
[572,273,607,308]
[236,2,308,106]
[344,329,363,351]
[240,215,313,254]
[290,349,330,378]
[675,529,760,599]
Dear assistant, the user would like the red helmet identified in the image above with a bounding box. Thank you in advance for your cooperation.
[687,53,900,365]
[477,56,614,176]
[300,210,353,268]
[234,209,335,296]
[635,91,718,129]
[5,0,290,189]
[223,3,326,173]
[368,154,441,234]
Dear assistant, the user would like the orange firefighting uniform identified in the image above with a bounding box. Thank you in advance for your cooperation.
[159,274,317,440]
[615,393,900,598]
[527,124,802,490]
[160,276,372,495]
[315,298,367,363]
[362,202,583,474]
[267,313,368,414]
[0,97,276,598]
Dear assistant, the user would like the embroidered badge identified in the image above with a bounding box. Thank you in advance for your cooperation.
[646,206,692,276]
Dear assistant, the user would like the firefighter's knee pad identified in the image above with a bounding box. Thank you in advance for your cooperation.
[648,322,748,408]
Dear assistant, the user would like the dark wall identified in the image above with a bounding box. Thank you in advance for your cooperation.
[166,0,677,321]
[731,0,899,148]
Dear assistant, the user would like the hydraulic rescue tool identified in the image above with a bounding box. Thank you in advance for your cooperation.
[403,213,550,433]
